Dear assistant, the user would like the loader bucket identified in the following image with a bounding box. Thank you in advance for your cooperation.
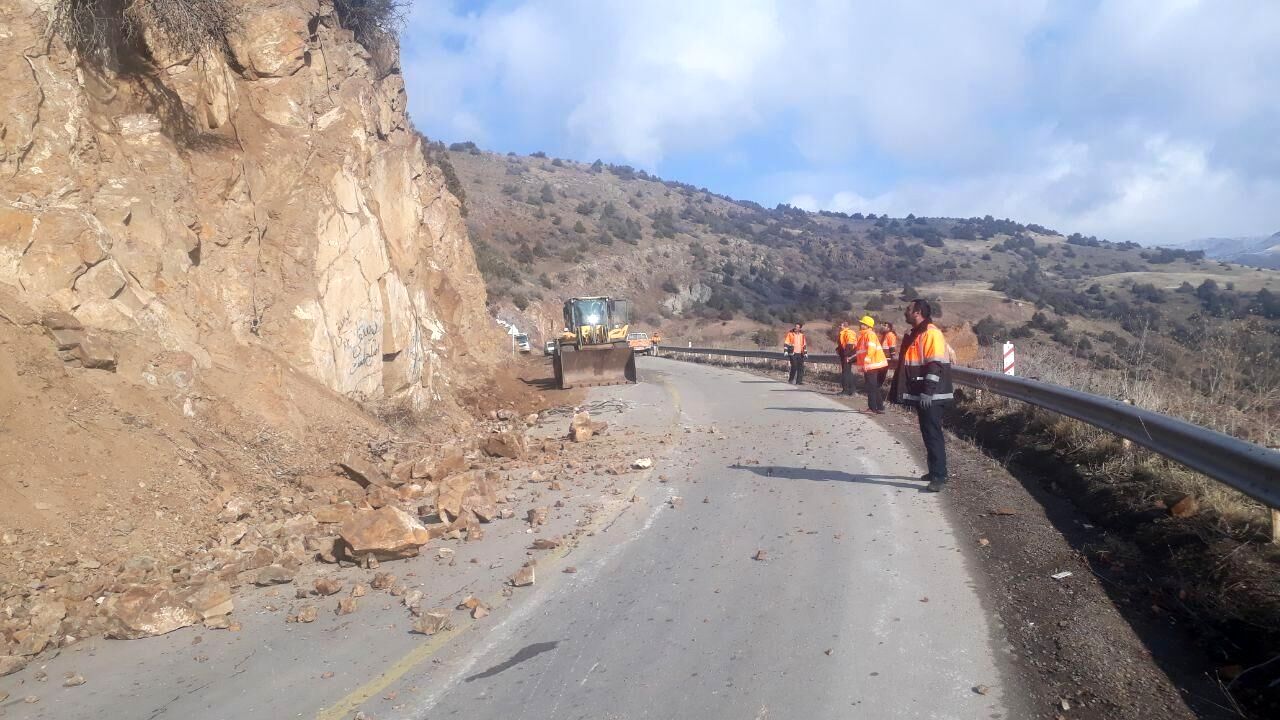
[554,343,637,389]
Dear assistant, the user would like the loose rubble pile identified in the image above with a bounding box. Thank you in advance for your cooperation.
[1,406,657,679]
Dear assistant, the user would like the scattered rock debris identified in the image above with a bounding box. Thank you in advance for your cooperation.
[314,578,344,597]
[412,610,450,636]
[511,565,536,587]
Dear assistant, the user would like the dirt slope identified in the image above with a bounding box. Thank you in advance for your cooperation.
[0,0,514,668]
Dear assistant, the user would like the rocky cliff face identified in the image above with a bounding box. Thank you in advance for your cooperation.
[0,0,520,662]
[0,0,499,406]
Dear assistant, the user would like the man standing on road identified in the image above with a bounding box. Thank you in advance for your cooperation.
[783,323,808,385]
[889,300,953,492]
[836,320,857,395]
[855,315,888,413]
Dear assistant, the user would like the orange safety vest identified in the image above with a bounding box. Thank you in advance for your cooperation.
[855,326,888,371]
[837,326,857,359]
[881,330,898,356]
[784,330,807,353]
[898,323,953,403]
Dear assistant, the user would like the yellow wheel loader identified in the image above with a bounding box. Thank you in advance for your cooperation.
[553,296,638,389]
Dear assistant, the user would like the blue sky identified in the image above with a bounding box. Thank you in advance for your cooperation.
[400,1,1280,245]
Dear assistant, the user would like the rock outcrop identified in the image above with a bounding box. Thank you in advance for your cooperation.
[0,0,500,408]
[0,0,510,659]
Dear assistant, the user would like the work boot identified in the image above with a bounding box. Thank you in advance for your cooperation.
[923,480,945,493]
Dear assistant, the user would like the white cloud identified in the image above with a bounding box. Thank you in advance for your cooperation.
[401,0,1280,244]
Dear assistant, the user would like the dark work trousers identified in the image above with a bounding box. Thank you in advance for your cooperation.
[840,359,855,395]
[788,355,806,384]
[865,369,886,411]
[916,402,948,482]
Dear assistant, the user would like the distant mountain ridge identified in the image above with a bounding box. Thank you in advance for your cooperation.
[1181,232,1280,269]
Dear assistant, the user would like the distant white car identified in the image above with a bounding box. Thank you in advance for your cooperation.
[544,340,558,355]
[514,334,532,352]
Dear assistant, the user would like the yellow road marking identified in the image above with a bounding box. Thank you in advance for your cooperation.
[315,482,642,720]
[317,375,680,719]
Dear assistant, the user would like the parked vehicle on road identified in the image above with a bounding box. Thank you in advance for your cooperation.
[627,331,655,355]
[514,334,531,352]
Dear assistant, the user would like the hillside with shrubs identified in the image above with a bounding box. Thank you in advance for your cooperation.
[443,145,1277,433]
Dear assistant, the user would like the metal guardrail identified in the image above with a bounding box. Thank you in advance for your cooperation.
[656,345,1280,519]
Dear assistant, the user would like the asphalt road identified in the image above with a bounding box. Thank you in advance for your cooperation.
[2,357,1020,720]
[389,357,1020,719]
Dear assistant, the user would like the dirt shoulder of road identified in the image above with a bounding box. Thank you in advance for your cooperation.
[667,354,1238,720]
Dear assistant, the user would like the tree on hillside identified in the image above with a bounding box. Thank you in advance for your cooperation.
[652,208,678,238]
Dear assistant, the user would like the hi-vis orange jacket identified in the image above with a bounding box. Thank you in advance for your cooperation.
[837,326,857,361]
[855,326,888,372]
[881,330,899,359]
[783,330,807,354]
[889,322,953,405]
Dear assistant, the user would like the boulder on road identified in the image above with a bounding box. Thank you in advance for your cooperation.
[482,429,526,459]
[511,565,535,587]
[569,412,594,442]
[313,577,344,596]
[254,565,297,586]
[526,507,549,527]
[0,655,27,677]
[178,581,233,620]
[435,471,498,524]
[412,610,450,635]
[103,586,202,639]
[413,446,467,481]
[339,507,430,560]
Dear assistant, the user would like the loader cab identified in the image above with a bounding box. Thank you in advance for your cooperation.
[563,297,630,346]
[554,296,638,389]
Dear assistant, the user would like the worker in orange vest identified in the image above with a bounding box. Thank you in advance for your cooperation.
[855,315,889,413]
[836,320,858,395]
[879,322,899,362]
[783,322,808,385]
[888,299,954,492]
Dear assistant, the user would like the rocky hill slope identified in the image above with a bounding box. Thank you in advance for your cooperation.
[447,149,1275,345]
[0,0,514,663]
[449,148,1278,432]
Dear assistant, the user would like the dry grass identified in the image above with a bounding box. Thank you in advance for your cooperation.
[967,341,1274,536]
[333,0,408,75]
[52,0,234,70]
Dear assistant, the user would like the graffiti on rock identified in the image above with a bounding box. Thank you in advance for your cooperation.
[339,318,381,377]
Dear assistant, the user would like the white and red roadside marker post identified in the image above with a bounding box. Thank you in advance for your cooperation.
[1002,341,1016,376]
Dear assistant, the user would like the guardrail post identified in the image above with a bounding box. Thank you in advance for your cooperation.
[1120,399,1134,452]
[1272,508,1279,544]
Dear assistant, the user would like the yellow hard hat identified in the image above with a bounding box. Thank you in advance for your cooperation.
[859,315,875,327]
